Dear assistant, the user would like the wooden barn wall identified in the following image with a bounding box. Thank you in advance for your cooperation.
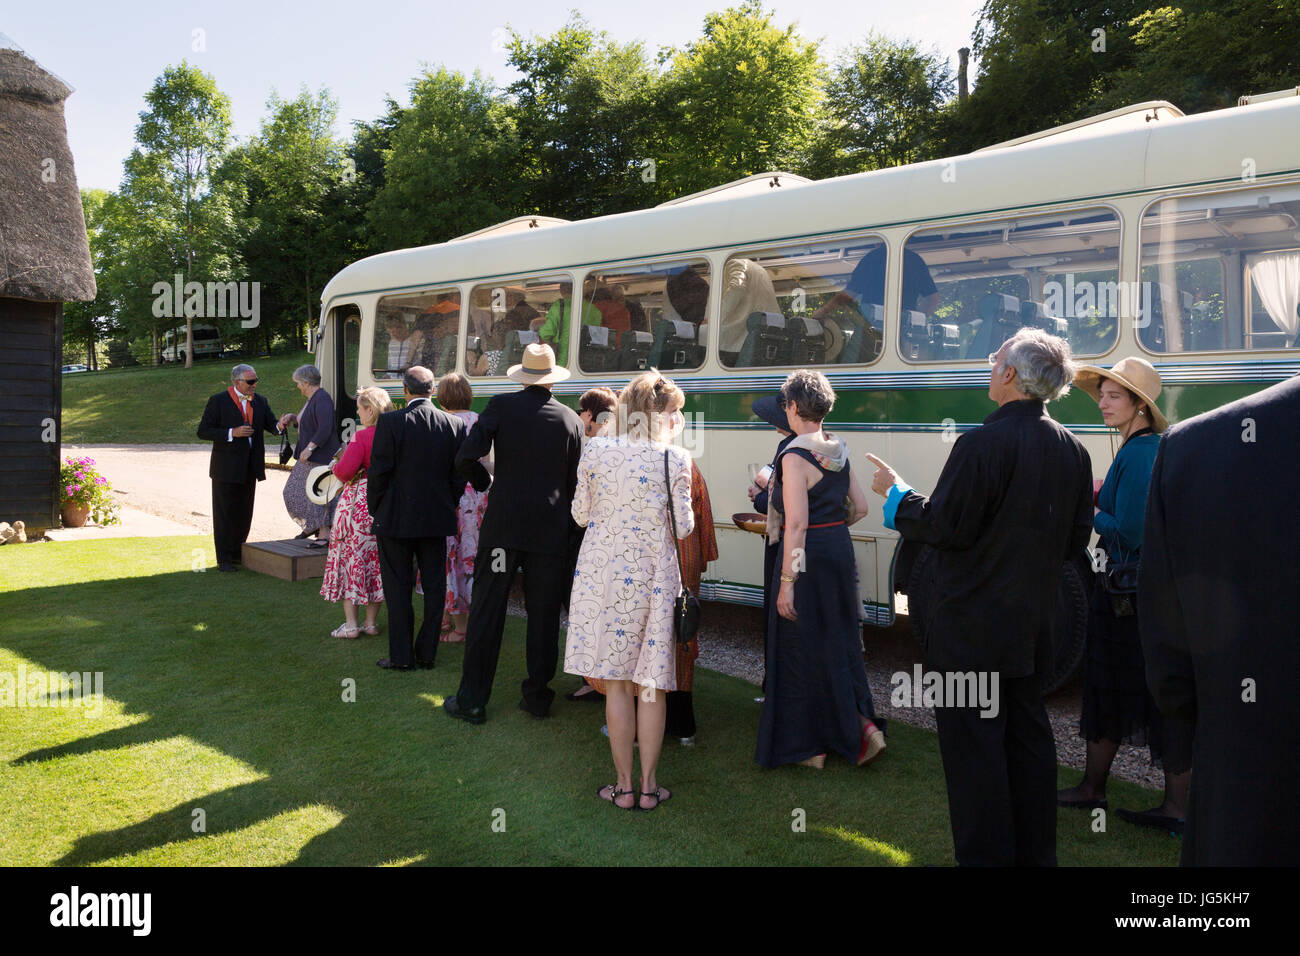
[0,297,61,531]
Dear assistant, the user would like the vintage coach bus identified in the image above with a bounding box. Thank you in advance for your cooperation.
[313,91,1300,690]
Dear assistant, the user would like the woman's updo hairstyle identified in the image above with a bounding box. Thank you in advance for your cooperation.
[616,370,684,442]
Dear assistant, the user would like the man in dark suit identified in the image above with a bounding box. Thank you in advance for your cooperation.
[368,366,467,671]
[865,329,1093,866]
[445,343,584,723]
[197,364,284,572]
[1140,374,1300,865]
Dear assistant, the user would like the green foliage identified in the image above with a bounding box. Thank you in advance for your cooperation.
[654,1,824,197]
[808,34,955,176]
[506,15,660,219]
[366,68,523,251]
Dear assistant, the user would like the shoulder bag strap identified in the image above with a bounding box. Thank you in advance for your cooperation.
[664,450,688,586]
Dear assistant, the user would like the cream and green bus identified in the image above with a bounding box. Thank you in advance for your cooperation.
[314,91,1300,690]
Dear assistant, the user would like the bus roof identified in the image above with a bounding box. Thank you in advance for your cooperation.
[320,96,1300,311]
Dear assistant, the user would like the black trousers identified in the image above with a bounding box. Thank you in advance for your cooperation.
[933,672,1057,866]
[377,535,447,668]
[456,545,568,714]
[212,478,257,566]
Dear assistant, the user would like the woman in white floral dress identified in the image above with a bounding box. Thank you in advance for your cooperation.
[564,372,693,812]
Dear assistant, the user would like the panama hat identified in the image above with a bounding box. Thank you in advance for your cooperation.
[1074,356,1169,433]
[508,342,570,385]
[306,465,343,506]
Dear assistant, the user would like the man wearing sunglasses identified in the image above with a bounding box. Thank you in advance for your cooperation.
[197,364,285,571]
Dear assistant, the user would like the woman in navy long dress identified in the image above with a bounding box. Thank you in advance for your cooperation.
[756,370,886,769]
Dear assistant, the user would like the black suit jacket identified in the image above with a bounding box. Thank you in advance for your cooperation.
[456,385,584,556]
[891,399,1093,679]
[197,390,281,483]
[1139,375,1300,865]
[368,398,467,539]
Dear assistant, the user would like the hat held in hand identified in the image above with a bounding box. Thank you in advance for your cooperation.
[507,342,570,386]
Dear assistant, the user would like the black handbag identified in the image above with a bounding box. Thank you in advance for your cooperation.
[664,450,701,645]
[278,430,293,466]
[1100,561,1139,617]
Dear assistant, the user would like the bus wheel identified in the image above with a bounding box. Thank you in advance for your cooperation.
[1042,560,1088,695]
[904,544,1087,694]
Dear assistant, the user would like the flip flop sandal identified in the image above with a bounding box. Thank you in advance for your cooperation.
[441,630,467,643]
[331,623,361,639]
[639,787,672,811]
[597,783,636,812]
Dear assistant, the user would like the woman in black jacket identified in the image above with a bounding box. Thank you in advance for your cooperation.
[279,364,340,541]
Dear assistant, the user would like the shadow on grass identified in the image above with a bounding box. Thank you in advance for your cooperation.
[1,538,1182,866]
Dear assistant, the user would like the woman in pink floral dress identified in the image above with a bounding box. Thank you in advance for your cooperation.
[438,373,489,643]
[321,386,393,638]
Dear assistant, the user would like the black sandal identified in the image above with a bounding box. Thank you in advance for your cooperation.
[597,783,636,812]
[639,786,672,812]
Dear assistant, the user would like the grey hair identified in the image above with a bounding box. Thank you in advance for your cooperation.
[292,364,322,387]
[231,363,254,382]
[1004,328,1076,402]
[780,368,836,422]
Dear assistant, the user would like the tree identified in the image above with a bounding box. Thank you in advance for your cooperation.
[1098,2,1300,114]
[366,68,523,251]
[63,189,110,368]
[505,15,660,219]
[654,1,823,198]
[808,34,954,177]
[219,88,348,352]
[107,62,238,366]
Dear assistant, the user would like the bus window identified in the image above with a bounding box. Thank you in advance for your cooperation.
[332,304,361,428]
[903,208,1121,362]
[465,275,570,377]
[579,258,710,373]
[1139,185,1300,353]
[720,238,886,368]
[372,288,461,380]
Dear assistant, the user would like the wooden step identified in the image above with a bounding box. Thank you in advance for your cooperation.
[241,538,327,581]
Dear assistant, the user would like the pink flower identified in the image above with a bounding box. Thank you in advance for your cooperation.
[76,471,85,479]
[96,476,107,485]
[65,485,75,495]
[71,484,81,494]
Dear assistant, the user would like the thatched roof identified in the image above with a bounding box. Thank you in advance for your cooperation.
[0,42,95,303]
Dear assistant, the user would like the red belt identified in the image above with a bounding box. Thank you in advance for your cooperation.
[781,521,846,530]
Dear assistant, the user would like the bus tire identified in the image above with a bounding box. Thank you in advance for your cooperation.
[905,545,1087,694]
[1043,560,1088,695]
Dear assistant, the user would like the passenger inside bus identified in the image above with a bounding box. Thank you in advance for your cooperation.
[719,258,781,363]
[536,280,601,363]
[591,285,631,345]
[812,245,938,329]
[382,313,423,375]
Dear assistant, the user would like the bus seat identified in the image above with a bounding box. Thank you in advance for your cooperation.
[503,329,539,368]
[901,309,931,360]
[967,293,1020,358]
[579,324,619,372]
[737,312,790,367]
[651,319,703,370]
[836,304,884,364]
[788,317,826,365]
[618,330,655,371]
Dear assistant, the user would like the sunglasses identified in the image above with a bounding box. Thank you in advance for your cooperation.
[241,378,259,385]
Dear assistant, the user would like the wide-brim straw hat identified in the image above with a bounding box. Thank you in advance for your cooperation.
[1074,356,1169,433]
[306,465,343,506]
[508,342,570,385]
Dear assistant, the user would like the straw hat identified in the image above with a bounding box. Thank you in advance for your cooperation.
[507,342,570,385]
[306,465,343,506]
[1074,356,1169,433]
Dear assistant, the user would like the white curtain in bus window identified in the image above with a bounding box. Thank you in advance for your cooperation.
[903,208,1120,363]
[1140,185,1300,353]
[720,237,887,368]
[579,259,710,374]
[372,289,461,379]
[464,275,570,377]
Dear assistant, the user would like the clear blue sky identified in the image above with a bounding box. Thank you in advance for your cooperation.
[6,0,983,194]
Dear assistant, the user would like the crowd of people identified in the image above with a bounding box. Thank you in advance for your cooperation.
[196,327,1299,865]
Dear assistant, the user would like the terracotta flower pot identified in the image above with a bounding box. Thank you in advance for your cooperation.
[61,502,91,528]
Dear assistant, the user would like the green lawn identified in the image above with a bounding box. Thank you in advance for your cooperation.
[0,537,1181,866]
[62,353,315,445]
